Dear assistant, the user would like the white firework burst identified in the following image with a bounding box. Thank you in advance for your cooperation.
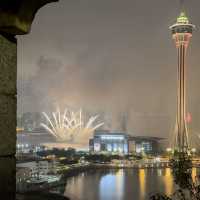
[41,108,104,142]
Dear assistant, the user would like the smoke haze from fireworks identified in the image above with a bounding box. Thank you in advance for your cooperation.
[18,0,200,141]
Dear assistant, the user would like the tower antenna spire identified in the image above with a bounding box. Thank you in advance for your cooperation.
[180,0,185,12]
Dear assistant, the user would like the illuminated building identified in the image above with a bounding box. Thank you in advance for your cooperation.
[17,131,54,147]
[16,167,32,192]
[16,160,58,177]
[129,136,163,155]
[89,131,163,155]
[170,11,195,152]
[89,131,129,154]
[20,112,45,132]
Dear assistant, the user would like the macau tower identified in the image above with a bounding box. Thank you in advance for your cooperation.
[170,10,195,152]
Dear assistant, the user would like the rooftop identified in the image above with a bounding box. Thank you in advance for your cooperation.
[129,136,165,141]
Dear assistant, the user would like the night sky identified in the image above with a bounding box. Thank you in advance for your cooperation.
[17,0,200,140]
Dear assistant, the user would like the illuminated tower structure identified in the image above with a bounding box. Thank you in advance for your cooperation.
[170,12,195,152]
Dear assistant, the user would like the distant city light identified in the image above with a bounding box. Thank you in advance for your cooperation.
[100,135,125,140]
[155,157,161,163]
[191,148,196,153]
[166,148,172,152]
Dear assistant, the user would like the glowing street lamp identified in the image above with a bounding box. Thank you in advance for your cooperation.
[191,148,196,153]
[166,148,172,152]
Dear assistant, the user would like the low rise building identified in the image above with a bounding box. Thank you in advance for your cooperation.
[17,161,38,178]
[129,136,163,155]
[16,167,32,192]
[16,159,58,178]
[89,131,163,155]
[89,131,129,154]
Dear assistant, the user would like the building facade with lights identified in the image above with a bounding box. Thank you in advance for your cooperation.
[89,131,163,155]
[129,136,163,155]
[89,131,129,154]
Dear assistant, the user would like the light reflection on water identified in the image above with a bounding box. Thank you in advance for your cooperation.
[63,168,198,200]
[99,170,125,200]
[164,168,173,195]
[192,168,197,182]
[139,169,146,199]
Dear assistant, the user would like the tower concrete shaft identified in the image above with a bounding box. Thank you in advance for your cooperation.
[170,12,195,152]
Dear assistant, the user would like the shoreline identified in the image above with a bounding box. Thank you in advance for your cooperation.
[23,162,200,198]
[48,163,172,190]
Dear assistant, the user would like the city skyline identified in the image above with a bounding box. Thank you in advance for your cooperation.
[13,1,200,199]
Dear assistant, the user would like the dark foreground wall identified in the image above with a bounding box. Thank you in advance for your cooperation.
[0,1,58,199]
[0,33,17,199]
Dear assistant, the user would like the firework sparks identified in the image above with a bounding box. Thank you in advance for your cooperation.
[41,108,104,142]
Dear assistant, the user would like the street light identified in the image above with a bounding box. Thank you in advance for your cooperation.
[191,148,196,153]
[166,148,172,152]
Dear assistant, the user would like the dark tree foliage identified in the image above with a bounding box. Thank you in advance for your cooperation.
[150,193,172,200]
[150,152,200,200]
[171,152,193,189]
[84,154,112,163]
[60,158,79,165]
[37,148,76,158]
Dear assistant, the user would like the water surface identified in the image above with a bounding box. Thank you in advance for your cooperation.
[63,168,175,200]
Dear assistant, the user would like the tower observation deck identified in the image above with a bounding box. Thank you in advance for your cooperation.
[170,12,195,153]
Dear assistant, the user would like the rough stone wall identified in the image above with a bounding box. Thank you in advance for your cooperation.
[0,33,16,198]
[0,2,58,198]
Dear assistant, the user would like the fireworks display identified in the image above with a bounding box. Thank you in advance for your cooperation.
[41,108,104,142]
